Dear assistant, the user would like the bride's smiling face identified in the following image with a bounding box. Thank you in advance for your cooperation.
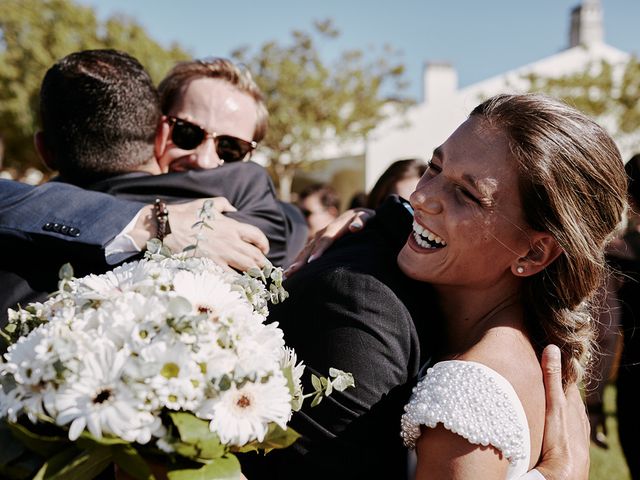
[397,116,533,288]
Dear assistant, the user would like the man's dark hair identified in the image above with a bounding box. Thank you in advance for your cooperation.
[39,49,160,185]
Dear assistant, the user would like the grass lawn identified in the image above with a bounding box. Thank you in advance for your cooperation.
[589,384,631,480]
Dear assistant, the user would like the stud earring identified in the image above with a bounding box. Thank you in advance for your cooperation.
[516,266,525,274]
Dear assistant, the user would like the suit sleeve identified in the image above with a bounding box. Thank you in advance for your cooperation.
[246,266,419,478]
[212,163,307,267]
[0,179,144,253]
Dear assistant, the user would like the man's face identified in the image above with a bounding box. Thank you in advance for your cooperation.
[156,77,258,172]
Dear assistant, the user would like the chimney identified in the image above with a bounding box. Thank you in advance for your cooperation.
[569,0,604,48]
[423,62,457,104]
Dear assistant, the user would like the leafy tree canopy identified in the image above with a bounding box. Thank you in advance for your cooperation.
[232,19,411,200]
[525,57,640,137]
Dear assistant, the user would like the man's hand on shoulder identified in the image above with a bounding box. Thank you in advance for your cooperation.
[535,345,590,480]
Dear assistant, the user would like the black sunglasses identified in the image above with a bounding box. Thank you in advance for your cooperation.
[166,116,257,163]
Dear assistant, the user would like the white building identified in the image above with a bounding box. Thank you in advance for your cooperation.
[293,0,634,207]
[365,0,632,190]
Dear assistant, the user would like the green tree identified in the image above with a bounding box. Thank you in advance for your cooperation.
[232,20,410,201]
[525,57,640,139]
[0,0,189,172]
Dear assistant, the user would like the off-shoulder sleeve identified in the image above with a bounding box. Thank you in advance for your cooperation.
[400,360,530,469]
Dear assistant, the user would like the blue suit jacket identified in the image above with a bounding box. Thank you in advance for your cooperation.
[0,162,307,328]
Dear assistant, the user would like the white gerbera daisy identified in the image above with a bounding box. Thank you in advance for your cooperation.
[172,271,249,322]
[52,341,158,443]
[203,373,291,446]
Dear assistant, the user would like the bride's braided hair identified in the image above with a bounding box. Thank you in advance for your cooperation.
[471,93,627,388]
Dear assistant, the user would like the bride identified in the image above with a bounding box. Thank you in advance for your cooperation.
[303,93,625,479]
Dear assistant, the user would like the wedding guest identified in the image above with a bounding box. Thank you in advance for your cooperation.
[154,58,267,173]
[0,49,306,326]
[244,93,618,479]
[605,153,640,478]
[366,158,428,209]
[297,183,340,240]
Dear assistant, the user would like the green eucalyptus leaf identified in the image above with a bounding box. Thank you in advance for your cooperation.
[167,455,240,480]
[310,374,321,392]
[329,368,355,391]
[57,263,74,280]
[111,444,153,480]
[310,392,323,407]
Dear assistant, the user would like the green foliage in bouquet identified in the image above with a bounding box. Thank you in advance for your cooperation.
[0,248,354,479]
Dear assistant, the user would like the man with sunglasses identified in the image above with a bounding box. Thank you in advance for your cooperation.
[154,58,267,173]
[0,50,306,327]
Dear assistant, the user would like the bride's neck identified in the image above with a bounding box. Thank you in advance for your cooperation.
[434,283,523,354]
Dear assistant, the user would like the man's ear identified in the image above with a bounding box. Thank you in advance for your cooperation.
[34,131,56,170]
[512,233,563,277]
[154,116,171,172]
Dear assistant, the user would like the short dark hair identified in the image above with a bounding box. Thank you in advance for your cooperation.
[39,49,160,185]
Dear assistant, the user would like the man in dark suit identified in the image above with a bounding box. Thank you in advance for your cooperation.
[0,49,306,327]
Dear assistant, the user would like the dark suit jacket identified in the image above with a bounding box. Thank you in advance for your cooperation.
[0,162,306,329]
[85,161,307,267]
[241,196,440,479]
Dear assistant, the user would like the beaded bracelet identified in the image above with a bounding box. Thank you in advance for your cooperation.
[153,199,171,241]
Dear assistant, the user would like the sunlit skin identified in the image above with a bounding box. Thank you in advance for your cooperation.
[155,77,258,172]
[397,116,533,294]
[397,116,548,473]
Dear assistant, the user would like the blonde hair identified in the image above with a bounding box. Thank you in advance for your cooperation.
[471,93,627,387]
[158,58,268,142]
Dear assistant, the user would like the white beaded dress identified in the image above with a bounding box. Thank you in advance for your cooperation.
[400,360,530,479]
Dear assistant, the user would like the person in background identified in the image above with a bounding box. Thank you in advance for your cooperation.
[366,158,427,209]
[603,153,640,479]
[297,183,340,240]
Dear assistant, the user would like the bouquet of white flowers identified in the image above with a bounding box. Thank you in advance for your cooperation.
[0,246,353,479]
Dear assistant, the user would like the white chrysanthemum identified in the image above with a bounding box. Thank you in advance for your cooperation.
[234,322,285,378]
[4,323,82,386]
[202,373,291,446]
[138,340,204,411]
[51,341,159,443]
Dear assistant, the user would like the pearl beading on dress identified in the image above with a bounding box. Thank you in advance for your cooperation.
[400,360,527,464]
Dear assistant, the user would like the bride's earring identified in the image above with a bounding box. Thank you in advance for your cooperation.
[516,266,525,274]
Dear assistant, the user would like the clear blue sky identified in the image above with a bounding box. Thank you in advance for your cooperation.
[76,0,639,101]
